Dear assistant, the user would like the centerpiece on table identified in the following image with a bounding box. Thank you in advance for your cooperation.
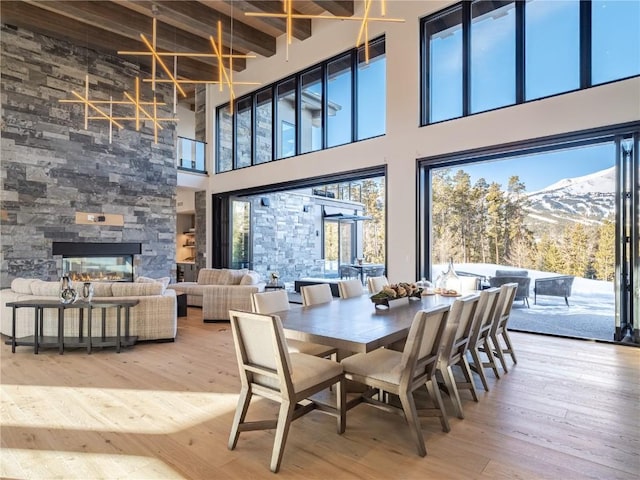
[370,282,423,309]
[269,272,280,285]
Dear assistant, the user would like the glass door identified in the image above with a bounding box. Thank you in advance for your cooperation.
[230,199,251,269]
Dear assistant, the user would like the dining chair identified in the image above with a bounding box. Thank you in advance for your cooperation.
[228,310,346,473]
[340,305,451,457]
[300,283,333,306]
[466,288,501,391]
[489,283,518,374]
[251,290,337,358]
[367,275,389,294]
[338,279,364,299]
[435,294,480,419]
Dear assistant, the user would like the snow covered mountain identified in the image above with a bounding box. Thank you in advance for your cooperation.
[525,166,615,228]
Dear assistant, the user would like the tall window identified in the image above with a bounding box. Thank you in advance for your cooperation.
[300,67,323,154]
[421,1,640,125]
[357,38,386,140]
[525,0,580,100]
[217,105,233,173]
[235,97,252,169]
[327,54,352,147]
[591,0,640,85]
[215,37,386,172]
[470,1,516,114]
[424,6,463,123]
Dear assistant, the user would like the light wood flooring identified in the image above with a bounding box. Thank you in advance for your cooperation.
[2,308,639,479]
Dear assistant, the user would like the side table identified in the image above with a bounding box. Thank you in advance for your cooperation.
[264,281,285,291]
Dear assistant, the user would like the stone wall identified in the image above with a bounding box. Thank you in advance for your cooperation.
[0,25,177,287]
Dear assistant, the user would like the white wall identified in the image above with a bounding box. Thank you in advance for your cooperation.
[200,0,640,281]
[176,103,196,139]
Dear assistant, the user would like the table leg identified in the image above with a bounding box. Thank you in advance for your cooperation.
[34,307,41,355]
[87,306,92,354]
[116,306,122,353]
[11,306,17,353]
[58,308,64,355]
[101,309,107,341]
[79,308,84,342]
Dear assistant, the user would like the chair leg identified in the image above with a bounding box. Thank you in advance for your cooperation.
[501,330,517,364]
[426,379,450,433]
[491,333,509,374]
[565,296,569,307]
[441,365,464,419]
[399,391,426,457]
[459,357,479,402]
[336,377,346,434]
[468,347,490,391]
[228,387,252,450]
[482,337,501,379]
[270,400,296,473]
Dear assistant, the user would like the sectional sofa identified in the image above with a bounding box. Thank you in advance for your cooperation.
[0,278,177,342]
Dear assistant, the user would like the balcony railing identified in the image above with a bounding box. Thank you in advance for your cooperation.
[177,136,207,174]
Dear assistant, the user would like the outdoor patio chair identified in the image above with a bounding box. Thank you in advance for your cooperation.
[341,305,452,456]
[339,265,359,279]
[534,275,575,306]
[251,290,337,358]
[228,310,345,473]
[338,279,364,299]
[490,272,531,308]
[436,294,481,419]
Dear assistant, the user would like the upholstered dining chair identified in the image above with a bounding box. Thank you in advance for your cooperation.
[340,305,451,457]
[338,279,364,299]
[251,290,337,358]
[435,294,480,420]
[228,310,346,473]
[466,288,501,391]
[300,283,333,306]
[489,283,518,374]
[367,275,389,294]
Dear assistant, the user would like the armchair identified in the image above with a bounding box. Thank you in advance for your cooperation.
[534,275,575,306]
[489,270,530,308]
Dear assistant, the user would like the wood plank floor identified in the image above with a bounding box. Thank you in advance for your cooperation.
[2,308,639,479]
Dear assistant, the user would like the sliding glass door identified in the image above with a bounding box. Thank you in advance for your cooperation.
[419,127,638,343]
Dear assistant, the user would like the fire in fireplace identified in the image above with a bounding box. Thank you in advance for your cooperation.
[52,242,141,282]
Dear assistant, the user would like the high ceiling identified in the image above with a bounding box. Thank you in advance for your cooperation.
[1,1,355,99]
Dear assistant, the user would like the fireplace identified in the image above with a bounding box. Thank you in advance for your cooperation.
[52,242,141,282]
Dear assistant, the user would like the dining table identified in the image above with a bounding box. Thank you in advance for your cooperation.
[277,293,460,355]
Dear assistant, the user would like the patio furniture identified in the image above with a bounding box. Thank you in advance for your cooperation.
[489,270,530,307]
[338,279,364,299]
[251,290,337,358]
[339,265,359,279]
[341,305,451,456]
[227,310,345,473]
[294,278,340,297]
[534,275,575,306]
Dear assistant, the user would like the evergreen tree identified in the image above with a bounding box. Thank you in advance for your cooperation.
[486,182,505,264]
[361,178,386,264]
[594,218,615,281]
[562,223,590,276]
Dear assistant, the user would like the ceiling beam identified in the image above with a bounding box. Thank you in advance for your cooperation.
[114,0,277,58]
[309,1,354,17]
[221,0,312,41]
[20,0,246,71]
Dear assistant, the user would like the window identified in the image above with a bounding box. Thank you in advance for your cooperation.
[470,1,516,114]
[217,105,233,173]
[592,0,640,85]
[525,0,580,100]
[424,6,463,123]
[276,78,296,159]
[235,97,252,168]
[300,67,323,154]
[420,1,640,126]
[255,88,273,165]
[327,54,352,147]
[357,38,386,140]
[215,37,386,172]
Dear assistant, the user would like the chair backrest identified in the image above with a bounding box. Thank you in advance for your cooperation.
[440,294,480,365]
[228,310,293,395]
[489,276,530,299]
[400,305,450,388]
[367,275,389,294]
[339,265,358,279]
[338,279,363,299]
[301,283,333,306]
[495,269,528,277]
[252,290,290,314]
[459,276,480,292]
[491,283,518,336]
[469,287,500,347]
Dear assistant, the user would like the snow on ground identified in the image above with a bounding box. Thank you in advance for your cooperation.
[432,263,615,341]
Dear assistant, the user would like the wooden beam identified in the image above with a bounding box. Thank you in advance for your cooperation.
[221,0,312,41]
[309,1,354,18]
[20,0,246,71]
[114,0,277,58]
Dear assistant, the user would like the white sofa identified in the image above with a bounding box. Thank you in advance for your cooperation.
[1,278,177,342]
[168,268,265,322]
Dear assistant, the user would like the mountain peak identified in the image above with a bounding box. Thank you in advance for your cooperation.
[529,166,616,196]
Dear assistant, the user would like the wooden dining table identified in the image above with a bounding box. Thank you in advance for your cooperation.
[277,293,459,354]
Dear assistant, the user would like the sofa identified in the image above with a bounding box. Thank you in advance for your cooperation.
[168,268,265,322]
[1,278,177,342]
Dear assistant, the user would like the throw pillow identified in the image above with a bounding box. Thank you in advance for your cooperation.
[136,276,170,292]
[240,272,261,285]
[222,268,249,285]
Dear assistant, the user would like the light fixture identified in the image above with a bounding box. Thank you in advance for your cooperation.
[245,0,404,62]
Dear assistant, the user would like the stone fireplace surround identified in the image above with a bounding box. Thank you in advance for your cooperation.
[53,242,141,283]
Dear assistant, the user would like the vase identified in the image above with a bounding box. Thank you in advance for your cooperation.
[80,282,94,302]
[435,258,460,292]
[59,276,78,304]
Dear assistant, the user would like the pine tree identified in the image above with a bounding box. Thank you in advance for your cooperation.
[594,218,615,281]
[562,223,590,277]
[486,182,505,264]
